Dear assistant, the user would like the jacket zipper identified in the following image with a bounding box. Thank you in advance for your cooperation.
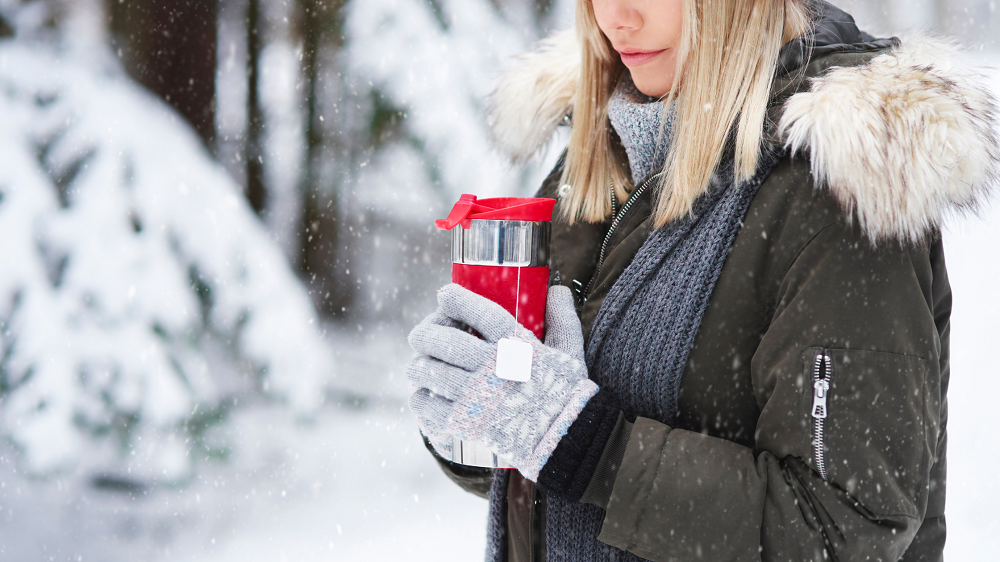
[582,174,659,300]
[811,352,833,481]
[609,180,619,218]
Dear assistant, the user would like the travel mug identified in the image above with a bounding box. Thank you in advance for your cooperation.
[434,194,556,468]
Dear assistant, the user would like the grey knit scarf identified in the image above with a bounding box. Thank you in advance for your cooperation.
[540,154,777,562]
[485,83,780,562]
[607,74,674,185]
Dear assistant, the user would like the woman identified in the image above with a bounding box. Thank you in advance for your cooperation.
[407,0,998,560]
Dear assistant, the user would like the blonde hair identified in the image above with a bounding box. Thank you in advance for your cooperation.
[561,0,812,227]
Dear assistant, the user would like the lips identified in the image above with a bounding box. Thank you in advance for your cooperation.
[617,48,667,67]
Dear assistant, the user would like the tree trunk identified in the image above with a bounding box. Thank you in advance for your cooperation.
[298,0,325,267]
[107,0,218,147]
[296,0,351,316]
[245,0,267,215]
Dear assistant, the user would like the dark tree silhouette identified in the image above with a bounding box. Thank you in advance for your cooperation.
[107,0,218,147]
[298,0,327,274]
[245,0,267,215]
[297,0,350,315]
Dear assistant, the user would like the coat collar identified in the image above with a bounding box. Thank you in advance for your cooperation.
[488,19,998,244]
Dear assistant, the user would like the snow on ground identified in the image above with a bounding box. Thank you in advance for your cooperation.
[0,326,488,562]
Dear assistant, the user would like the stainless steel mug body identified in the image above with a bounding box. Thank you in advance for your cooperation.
[446,219,551,468]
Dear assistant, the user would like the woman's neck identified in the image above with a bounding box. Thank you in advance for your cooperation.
[608,73,675,185]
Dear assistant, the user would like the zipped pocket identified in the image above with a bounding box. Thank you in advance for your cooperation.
[811,351,833,481]
[797,347,932,518]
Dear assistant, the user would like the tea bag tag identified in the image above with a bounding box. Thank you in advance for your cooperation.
[496,338,533,382]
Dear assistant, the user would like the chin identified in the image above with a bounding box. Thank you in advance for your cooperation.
[629,71,672,99]
[632,78,670,99]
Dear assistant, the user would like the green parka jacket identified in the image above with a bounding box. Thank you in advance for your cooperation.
[425,5,999,561]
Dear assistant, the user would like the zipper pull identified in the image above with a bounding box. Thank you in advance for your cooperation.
[811,379,829,419]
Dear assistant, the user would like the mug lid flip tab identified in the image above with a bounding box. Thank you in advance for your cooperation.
[435,194,556,231]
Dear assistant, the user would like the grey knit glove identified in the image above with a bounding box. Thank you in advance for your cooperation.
[407,284,598,481]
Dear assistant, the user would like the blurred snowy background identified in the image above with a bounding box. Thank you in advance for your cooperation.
[0,0,996,560]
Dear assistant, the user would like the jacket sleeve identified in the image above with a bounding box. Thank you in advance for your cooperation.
[421,433,494,500]
[595,218,948,562]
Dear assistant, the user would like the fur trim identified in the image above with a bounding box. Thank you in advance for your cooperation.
[487,29,579,164]
[488,34,999,243]
[779,38,999,243]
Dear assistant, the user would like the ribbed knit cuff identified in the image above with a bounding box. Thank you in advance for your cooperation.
[534,389,622,502]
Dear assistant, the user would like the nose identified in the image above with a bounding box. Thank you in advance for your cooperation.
[594,0,642,32]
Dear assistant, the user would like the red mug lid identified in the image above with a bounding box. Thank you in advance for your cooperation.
[435,194,557,230]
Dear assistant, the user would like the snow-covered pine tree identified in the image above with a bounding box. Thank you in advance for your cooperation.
[333,0,573,325]
[0,37,335,480]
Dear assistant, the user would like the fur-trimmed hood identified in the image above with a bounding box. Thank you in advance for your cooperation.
[488,25,999,244]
